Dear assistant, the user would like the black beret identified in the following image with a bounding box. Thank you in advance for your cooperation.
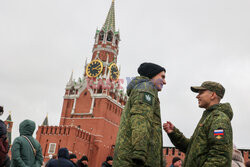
[106,156,113,161]
[138,62,166,79]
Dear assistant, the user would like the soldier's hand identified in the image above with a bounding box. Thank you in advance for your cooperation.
[163,121,174,134]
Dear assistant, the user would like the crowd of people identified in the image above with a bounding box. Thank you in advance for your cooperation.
[44,147,111,167]
[0,105,113,167]
[1,62,250,167]
[44,150,113,167]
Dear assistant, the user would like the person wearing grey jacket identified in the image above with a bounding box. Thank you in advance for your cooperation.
[232,145,245,167]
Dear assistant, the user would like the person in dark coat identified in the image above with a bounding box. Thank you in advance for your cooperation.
[46,147,74,167]
[101,156,113,167]
[0,106,10,167]
[69,154,78,167]
[45,154,57,167]
[76,155,88,167]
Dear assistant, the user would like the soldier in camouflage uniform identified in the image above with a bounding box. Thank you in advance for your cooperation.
[163,81,233,167]
[113,62,166,167]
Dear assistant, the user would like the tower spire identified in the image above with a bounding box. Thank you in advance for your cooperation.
[6,111,12,121]
[42,114,48,126]
[102,0,116,32]
[67,70,74,85]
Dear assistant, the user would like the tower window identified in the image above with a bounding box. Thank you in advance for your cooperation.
[99,31,104,41]
[70,86,75,94]
[97,87,102,93]
[107,31,113,42]
[172,148,175,155]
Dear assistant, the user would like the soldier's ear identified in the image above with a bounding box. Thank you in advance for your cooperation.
[211,92,218,100]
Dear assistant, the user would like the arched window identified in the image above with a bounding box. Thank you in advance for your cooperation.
[70,86,75,94]
[99,31,104,41]
[97,87,102,93]
[107,31,113,42]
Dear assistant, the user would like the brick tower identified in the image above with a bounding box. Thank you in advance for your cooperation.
[4,111,13,145]
[4,111,13,158]
[36,1,127,166]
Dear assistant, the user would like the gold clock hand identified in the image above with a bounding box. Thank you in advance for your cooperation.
[92,66,101,70]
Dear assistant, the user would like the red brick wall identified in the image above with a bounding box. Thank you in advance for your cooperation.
[36,126,93,162]
[37,85,123,167]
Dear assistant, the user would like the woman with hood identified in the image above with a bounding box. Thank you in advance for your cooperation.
[11,119,43,167]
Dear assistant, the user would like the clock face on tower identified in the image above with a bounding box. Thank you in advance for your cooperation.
[86,60,103,78]
[109,63,119,81]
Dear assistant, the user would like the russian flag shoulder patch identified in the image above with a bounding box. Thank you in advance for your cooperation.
[214,129,224,139]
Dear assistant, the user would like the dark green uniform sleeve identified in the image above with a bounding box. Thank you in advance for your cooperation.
[129,92,154,165]
[167,127,190,153]
[202,113,232,167]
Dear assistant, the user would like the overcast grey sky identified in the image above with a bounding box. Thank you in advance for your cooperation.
[1,0,250,148]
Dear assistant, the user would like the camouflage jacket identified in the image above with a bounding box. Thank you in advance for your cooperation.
[113,76,163,167]
[168,103,233,167]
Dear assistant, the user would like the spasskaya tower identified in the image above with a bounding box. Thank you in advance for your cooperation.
[36,1,126,166]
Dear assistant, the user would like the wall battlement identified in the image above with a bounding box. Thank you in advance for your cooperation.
[38,125,93,142]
